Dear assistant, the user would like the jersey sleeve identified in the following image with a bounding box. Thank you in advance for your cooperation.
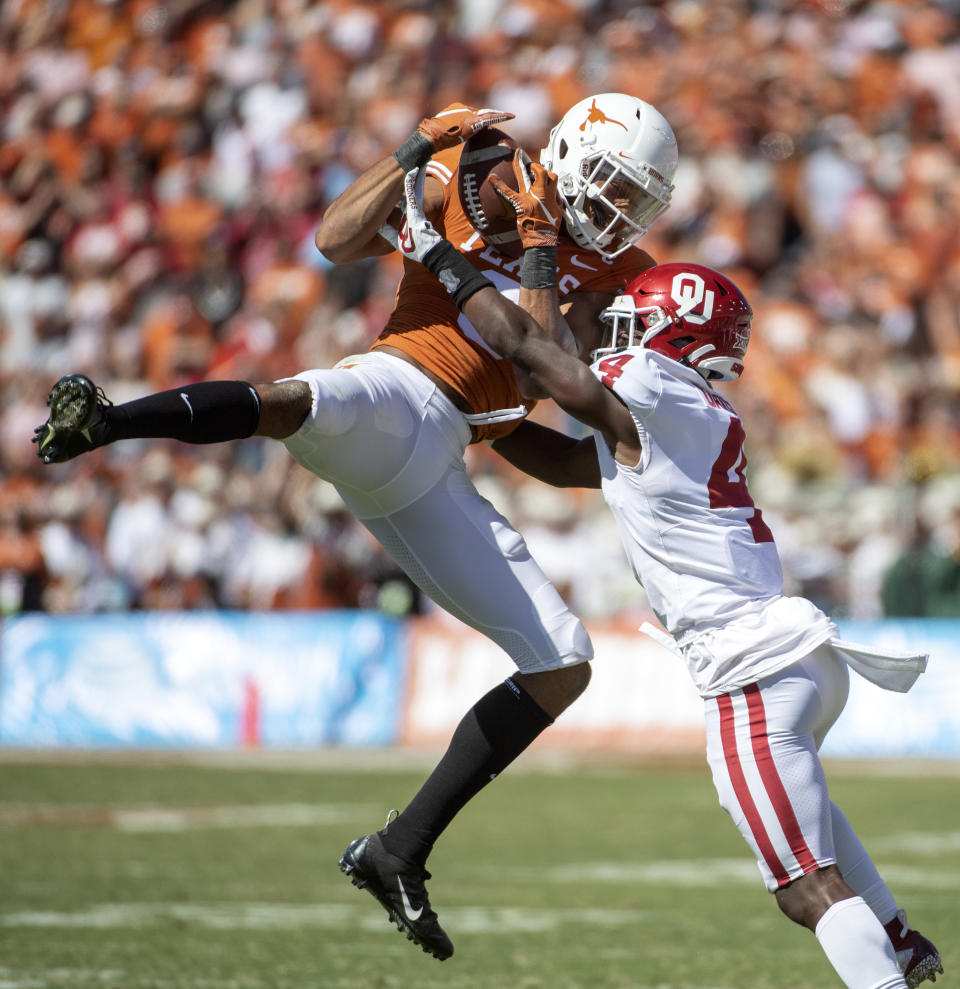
[425,145,461,189]
[424,146,463,231]
[592,351,663,417]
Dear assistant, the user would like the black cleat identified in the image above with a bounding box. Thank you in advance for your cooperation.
[885,910,944,987]
[33,374,113,463]
[339,828,453,960]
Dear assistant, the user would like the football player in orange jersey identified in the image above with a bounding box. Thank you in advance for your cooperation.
[33,96,679,961]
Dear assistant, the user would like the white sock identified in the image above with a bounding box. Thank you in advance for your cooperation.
[814,897,907,989]
[831,802,899,924]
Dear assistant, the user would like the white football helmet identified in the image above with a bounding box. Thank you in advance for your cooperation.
[540,93,678,260]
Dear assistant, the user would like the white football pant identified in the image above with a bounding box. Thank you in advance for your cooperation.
[281,352,592,674]
[705,643,850,891]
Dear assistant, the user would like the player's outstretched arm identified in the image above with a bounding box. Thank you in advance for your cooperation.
[315,103,514,265]
[389,167,549,352]
[488,151,575,354]
[395,166,640,461]
[492,420,601,488]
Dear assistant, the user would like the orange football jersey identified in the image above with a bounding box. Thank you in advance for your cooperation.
[372,143,653,441]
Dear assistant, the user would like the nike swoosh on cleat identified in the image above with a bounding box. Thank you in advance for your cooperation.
[396,876,424,921]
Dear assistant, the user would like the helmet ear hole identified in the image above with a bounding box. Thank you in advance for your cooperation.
[558,138,568,159]
[668,336,695,348]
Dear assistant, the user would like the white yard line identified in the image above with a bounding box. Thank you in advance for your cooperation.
[0,802,376,831]
[513,856,960,888]
[0,901,647,934]
[112,803,376,832]
[867,829,960,854]
[0,969,124,988]
[4,843,957,938]
[518,858,762,886]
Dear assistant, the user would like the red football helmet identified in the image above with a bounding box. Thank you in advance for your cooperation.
[594,263,753,380]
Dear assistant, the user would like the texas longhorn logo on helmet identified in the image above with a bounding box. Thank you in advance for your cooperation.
[579,98,628,133]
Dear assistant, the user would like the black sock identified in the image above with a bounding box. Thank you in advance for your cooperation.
[105,381,261,444]
[379,678,553,867]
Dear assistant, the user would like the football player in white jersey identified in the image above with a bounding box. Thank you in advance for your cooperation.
[393,164,943,988]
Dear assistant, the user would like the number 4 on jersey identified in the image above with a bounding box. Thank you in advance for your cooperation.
[708,418,774,544]
[597,354,634,387]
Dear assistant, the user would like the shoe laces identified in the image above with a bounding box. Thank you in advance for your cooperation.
[92,383,113,410]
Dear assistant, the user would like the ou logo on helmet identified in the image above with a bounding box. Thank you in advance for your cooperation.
[672,272,714,324]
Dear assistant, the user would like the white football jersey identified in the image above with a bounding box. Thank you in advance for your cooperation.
[592,348,836,696]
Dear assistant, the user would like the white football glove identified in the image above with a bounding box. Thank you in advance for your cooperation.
[381,166,493,309]
[378,167,444,263]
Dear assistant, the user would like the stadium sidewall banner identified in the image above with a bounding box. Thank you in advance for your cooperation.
[0,613,957,758]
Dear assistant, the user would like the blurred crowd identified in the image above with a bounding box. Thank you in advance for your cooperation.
[2,0,960,623]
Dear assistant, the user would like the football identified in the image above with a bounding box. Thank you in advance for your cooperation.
[457,127,522,256]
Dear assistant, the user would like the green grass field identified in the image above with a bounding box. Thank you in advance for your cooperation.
[0,753,955,989]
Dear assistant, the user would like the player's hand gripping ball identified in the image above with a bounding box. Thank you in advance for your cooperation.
[418,103,515,153]
[456,127,524,256]
[489,149,562,250]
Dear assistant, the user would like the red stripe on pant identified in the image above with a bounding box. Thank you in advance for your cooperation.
[716,692,790,885]
[742,684,819,876]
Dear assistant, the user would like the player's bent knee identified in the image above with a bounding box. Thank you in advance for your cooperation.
[564,659,592,700]
[548,660,592,706]
[774,865,850,931]
[254,381,312,438]
[515,661,591,719]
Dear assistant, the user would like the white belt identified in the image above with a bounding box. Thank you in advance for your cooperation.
[639,621,681,653]
[640,622,929,694]
[463,405,528,425]
[829,638,928,693]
